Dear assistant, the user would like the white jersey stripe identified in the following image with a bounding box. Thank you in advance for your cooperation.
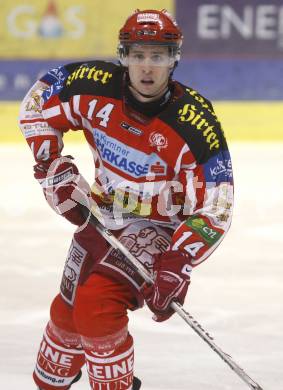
[61,102,79,126]
[174,143,190,174]
[42,105,61,119]
[73,94,93,133]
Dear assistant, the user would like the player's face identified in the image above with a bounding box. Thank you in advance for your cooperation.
[127,45,174,102]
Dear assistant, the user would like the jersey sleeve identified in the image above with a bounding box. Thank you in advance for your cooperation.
[18,63,84,163]
[170,91,233,267]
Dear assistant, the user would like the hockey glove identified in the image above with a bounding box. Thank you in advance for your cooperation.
[34,156,92,226]
[143,250,191,322]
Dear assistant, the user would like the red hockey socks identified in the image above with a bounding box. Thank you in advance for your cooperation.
[83,333,134,390]
[33,321,85,390]
[34,273,136,389]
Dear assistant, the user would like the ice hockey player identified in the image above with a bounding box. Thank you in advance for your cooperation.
[19,8,233,390]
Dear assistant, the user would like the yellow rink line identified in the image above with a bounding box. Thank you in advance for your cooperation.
[0,101,282,143]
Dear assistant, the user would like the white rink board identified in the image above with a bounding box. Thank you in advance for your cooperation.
[0,143,282,390]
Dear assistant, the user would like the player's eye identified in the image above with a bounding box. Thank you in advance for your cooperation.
[151,54,163,63]
[132,53,144,62]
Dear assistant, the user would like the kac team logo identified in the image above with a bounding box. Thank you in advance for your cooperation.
[149,132,168,151]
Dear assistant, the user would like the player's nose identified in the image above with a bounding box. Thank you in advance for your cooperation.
[141,58,153,73]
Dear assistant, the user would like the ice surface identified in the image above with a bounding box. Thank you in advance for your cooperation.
[0,143,282,390]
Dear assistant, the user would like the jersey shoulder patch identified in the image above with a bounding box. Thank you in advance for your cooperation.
[160,83,228,164]
[59,60,123,102]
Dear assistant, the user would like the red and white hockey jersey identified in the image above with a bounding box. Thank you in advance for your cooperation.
[19,60,233,267]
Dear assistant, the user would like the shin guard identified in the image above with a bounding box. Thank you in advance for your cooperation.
[84,333,134,390]
[33,321,85,389]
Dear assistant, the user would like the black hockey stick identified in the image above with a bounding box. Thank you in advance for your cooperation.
[80,205,264,390]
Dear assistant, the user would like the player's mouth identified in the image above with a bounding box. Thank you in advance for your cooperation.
[141,79,154,85]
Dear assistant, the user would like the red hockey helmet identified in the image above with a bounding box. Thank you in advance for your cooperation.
[118,9,183,66]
